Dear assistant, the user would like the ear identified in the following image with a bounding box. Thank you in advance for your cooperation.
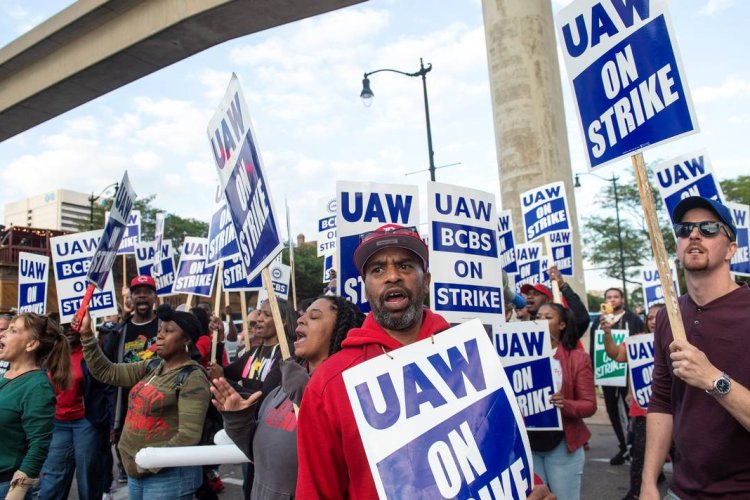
[422,271,432,294]
[725,240,738,262]
[25,338,40,352]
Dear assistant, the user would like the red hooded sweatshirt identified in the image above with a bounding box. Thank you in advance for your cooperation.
[296,308,450,499]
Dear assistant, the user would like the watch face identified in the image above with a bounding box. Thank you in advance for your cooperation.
[716,377,731,394]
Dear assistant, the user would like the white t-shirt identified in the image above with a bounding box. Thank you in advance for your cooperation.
[550,348,563,393]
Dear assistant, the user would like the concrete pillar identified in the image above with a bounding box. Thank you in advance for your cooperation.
[482,0,588,306]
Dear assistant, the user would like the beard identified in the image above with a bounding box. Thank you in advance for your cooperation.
[371,288,425,331]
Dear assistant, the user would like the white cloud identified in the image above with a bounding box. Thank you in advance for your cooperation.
[693,77,750,103]
[699,0,734,15]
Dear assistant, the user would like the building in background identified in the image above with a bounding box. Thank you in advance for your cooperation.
[4,189,90,232]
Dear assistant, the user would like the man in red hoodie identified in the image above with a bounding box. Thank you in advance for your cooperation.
[296,225,555,499]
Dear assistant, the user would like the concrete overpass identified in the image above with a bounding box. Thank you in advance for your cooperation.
[0,0,364,142]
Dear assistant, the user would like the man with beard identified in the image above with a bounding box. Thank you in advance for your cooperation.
[641,197,750,500]
[296,224,555,499]
[102,275,158,484]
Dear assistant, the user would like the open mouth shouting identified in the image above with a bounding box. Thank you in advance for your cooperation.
[380,287,411,311]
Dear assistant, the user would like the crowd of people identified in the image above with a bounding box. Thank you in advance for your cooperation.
[0,194,747,499]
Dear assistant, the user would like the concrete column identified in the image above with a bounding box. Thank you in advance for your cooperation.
[482,0,588,306]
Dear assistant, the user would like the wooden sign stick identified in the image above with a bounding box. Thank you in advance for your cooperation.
[543,235,562,304]
[211,262,223,365]
[240,291,250,353]
[122,255,127,288]
[631,152,686,341]
[261,267,291,360]
[184,293,194,310]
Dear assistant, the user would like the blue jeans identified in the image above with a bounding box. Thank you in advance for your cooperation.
[532,438,585,500]
[38,418,108,500]
[128,466,202,500]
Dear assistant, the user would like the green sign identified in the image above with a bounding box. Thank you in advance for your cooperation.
[594,329,628,387]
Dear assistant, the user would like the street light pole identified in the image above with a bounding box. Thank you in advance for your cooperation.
[88,183,119,230]
[360,58,437,181]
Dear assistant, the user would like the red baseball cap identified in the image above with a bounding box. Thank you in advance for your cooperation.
[520,283,553,301]
[130,275,157,291]
[353,224,429,276]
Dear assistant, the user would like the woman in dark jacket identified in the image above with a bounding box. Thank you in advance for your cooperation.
[529,302,596,500]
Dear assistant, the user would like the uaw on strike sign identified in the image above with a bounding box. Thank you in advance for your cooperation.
[343,320,532,499]
[556,0,698,169]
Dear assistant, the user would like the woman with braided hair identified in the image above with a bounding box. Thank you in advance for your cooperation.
[0,313,70,500]
[212,296,365,500]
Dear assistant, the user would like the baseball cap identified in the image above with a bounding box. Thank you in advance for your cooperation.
[520,283,553,301]
[672,196,736,239]
[130,275,157,291]
[353,224,429,276]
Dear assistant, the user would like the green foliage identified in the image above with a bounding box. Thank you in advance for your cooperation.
[282,243,324,303]
[722,175,750,205]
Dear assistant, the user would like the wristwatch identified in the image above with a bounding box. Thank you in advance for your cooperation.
[706,373,731,397]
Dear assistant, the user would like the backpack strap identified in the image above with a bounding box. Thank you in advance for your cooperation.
[145,358,161,374]
[175,365,202,397]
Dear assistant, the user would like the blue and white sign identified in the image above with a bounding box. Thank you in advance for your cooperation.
[343,319,533,499]
[257,263,292,302]
[727,202,750,276]
[520,182,571,242]
[556,0,698,170]
[222,254,254,291]
[627,334,654,410]
[498,209,518,274]
[549,230,574,276]
[208,74,283,284]
[514,243,543,292]
[323,254,335,283]
[17,252,49,314]
[208,186,240,266]
[640,263,679,309]
[317,196,337,257]
[153,213,166,276]
[494,321,562,430]
[429,183,504,332]
[654,151,725,224]
[134,240,176,296]
[87,172,137,290]
[106,210,141,255]
[173,237,216,297]
[337,181,419,313]
[51,231,118,323]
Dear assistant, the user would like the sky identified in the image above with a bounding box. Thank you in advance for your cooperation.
[0,0,748,294]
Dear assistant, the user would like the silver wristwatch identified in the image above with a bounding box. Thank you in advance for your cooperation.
[706,373,731,397]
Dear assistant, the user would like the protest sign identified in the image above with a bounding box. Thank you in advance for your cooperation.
[627,334,654,410]
[323,254,335,283]
[549,230,574,276]
[173,237,216,297]
[727,202,750,276]
[343,319,532,499]
[556,0,698,170]
[208,186,240,266]
[17,252,49,314]
[208,74,283,283]
[514,243,543,292]
[654,151,726,224]
[520,182,570,242]
[640,263,679,309]
[134,240,176,296]
[337,181,419,313]
[497,209,518,274]
[594,329,629,386]
[429,183,504,333]
[51,231,118,323]
[87,172,136,290]
[317,196,337,257]
[152,213,166,275]
[221,254,255,291]
[256,263,291,302]
[494,321,562,430]
[105,210,141,255]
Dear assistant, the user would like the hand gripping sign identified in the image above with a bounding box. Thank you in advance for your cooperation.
[173,237,216,297]
[640,263,679,309]
[654,150,726,225]
[594,329,629,387]
[134,240,177,296]
[494,321,562,430]
[343,319,532,499]
[337,181,419,313]
[556,0,698,170]
[429,183,504,333]
[520,182,571,243]
[627,333,655,410]
[727,202,750,276]
[18,252,49,314]
[52,230,118,323]
[207,74,283,284]
[497,209,518,274]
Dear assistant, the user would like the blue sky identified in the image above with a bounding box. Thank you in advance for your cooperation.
[0,0,748,291]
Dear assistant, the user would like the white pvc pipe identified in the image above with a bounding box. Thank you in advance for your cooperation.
[213,429,234,446]
[135,444,250,468]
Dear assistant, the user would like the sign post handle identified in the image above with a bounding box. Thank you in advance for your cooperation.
[184,293,194,310]
[543,235,562,304]
[211,262,223,365]
[122,255,127,289]
[71,284,96,333]
[240,291,250,353]
[261,267,291,360]
[631,152,686,341]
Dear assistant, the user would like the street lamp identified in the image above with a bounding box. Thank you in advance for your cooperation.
[575,172,629,306]
[89,183,119,230]
[360,58,437,181]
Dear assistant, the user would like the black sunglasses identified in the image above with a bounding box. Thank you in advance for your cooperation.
[673,221,735,241]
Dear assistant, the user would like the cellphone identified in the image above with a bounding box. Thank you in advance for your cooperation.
[600,303,613,315]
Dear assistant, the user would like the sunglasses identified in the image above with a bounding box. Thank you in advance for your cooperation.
[359,226,419,243]
[673,221,735,241]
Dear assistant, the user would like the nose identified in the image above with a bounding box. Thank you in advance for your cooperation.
[688,224,702,240]
[382,262,402,282]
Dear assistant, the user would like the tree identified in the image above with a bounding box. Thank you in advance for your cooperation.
[722,175,750,205]
[282,242,324,303]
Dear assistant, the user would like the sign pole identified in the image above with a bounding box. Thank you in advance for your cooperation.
[240,291,250,353]
[184,293,194,310]
[211,262,223,365]
[631,153,686,341]
[122,255,127,288]
[543,235,562,304]
[261,267,291,360]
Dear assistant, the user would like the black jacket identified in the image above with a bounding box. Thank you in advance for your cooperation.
[81,356,114,429]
